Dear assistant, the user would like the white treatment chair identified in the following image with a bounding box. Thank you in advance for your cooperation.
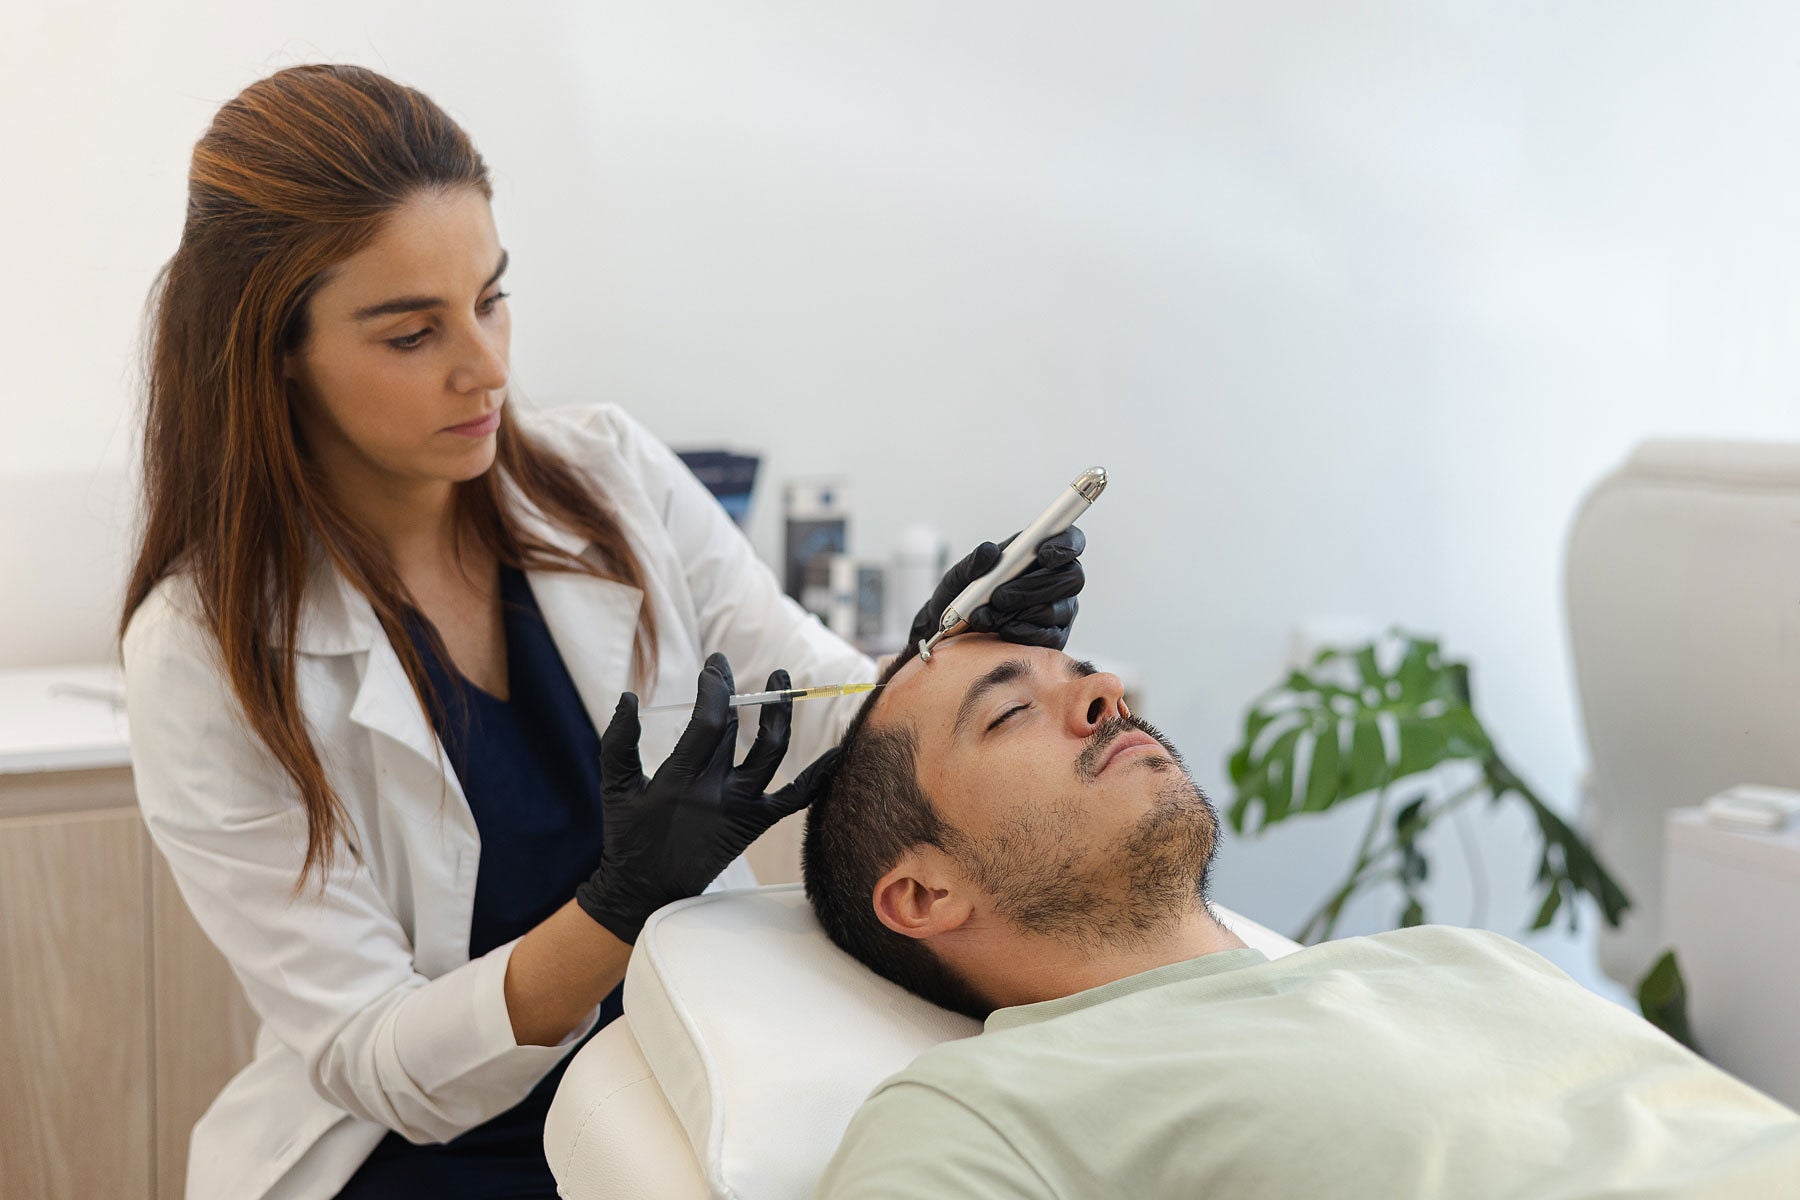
[544,884,1299,1200]
[1565,439,1800,988]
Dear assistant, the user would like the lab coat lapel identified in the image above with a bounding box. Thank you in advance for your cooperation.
[348,629,480,973]
[347,632,463,788]
[291,554,480,970]
[512,490,675,772]
[526,566,644,733]
[296,556,475,837]
[295,483,660,820]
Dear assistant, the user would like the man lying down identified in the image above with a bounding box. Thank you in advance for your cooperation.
[801,635,1800,1199]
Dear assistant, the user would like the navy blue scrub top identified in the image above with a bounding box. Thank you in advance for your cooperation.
[336,566,616,1199]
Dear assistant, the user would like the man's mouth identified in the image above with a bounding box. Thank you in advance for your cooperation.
[1099,730,1160,773]
[1078,717,1178,781]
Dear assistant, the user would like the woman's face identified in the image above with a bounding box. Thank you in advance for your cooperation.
[287,187,511,502]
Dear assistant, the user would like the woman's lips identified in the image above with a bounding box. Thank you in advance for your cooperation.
[1100,730,1160,773]
[444,410,501,437]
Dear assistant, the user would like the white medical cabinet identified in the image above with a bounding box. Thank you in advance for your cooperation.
[1663,793,1800,1111]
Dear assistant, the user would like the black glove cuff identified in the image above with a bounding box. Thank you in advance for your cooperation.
[574,875,647,946]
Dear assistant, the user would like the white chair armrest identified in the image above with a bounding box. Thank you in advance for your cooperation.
[545,1018,706,1200]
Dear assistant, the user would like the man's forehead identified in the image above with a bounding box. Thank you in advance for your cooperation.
[885,635,1011,696]
[877,637,1072,730]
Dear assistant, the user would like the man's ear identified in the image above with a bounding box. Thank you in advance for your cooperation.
[872,848,972,942]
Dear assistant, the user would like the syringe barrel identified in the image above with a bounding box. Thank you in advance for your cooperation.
[725,689,794,708]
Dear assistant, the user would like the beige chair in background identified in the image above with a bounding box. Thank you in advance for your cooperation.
[1564,439,1800,988]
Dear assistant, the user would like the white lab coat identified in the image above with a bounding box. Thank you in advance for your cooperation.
[123,403,875,1200]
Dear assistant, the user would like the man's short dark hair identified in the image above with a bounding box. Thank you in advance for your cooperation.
[802,654,993,1019]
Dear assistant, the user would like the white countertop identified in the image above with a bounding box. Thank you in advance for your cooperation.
[1668,804,1800,879]
[0,664,131,775]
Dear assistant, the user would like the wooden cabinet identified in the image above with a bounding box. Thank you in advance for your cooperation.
[0,767,256,1200]
[0,805,151,1198]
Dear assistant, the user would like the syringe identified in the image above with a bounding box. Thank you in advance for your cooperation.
[640,681,884,714]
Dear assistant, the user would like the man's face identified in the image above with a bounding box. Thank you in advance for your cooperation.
[872,635,1218,945]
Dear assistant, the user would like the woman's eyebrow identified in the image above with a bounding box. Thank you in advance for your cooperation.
[351,249,510,322]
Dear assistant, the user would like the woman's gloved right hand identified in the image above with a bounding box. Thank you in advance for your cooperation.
[575,653,816,945]
[908,525,1086,652]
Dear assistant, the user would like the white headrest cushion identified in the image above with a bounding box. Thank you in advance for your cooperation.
[623,885,981,1198]
[621,884,1300,1199]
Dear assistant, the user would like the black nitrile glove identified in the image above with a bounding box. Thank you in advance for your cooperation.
[576,653,815,944]
[776,742,843,812]
[907,525,1086,652]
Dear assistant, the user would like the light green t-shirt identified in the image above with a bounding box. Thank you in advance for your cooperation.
[815,927,1800,1199]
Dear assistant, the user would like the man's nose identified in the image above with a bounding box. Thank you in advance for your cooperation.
[1068,671,1128,736]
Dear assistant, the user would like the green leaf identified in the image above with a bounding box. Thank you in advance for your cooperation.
[1242,706,1278,750]
[1284,670,1322,696]
[1227,790,1252,835]
[1344,716,1388,797]
[1399,898,1426,927]
[1259,726,1303,825]
[1636,950,1701,1053]
[1227,745,1250,788]
[1226,633,1489,834]
[1531,885,1564,930]
[1393,715,1451,779]
[1227,629,1635,954]
[1505,776,1632,931]
[1401,848,1428,886]
[1446,661,1474,707]
[1394,637,1441,702]
[1301,727,1342,813]
[1394,796,1428,840]
[1436,706,1493,758]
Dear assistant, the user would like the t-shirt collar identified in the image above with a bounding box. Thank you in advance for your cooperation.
[985,947,1270,1032]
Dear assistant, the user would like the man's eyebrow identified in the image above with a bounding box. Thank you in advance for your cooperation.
[952,658,1033,738]
[352,250,509,322]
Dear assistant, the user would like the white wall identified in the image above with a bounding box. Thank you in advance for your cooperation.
[6,1,1800,992]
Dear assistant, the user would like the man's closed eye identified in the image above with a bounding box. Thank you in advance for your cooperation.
[987,703,1032,733]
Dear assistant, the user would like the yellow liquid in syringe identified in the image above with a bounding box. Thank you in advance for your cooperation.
[642,681,884,713]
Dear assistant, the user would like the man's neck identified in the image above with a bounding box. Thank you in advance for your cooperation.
[945,908,1248,1012]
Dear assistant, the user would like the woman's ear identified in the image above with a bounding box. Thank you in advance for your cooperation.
[872,848,973,942]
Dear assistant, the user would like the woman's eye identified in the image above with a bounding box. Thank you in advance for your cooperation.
[986,704,1030,733]
[387,328,430,351]
[479,290,510,314]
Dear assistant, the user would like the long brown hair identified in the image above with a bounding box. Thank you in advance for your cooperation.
[124,64,657,889]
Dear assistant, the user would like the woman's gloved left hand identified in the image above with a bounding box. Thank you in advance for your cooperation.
[908,525,1087,652]
[576,653,822,945]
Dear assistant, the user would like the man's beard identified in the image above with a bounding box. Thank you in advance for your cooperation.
[943,716,1220,951]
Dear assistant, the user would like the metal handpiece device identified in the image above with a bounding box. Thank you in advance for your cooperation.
[917,466,1107,663]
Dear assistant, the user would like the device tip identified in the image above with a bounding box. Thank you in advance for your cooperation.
[1073,466,1107,502]
[916,637,934,662]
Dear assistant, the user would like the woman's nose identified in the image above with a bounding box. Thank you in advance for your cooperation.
[450,325,508,394]
[1068,671,1128,736]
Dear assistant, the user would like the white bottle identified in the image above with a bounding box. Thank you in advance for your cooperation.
[889,524,949,646]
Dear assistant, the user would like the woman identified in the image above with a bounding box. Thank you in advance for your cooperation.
[121,63,1083,1200]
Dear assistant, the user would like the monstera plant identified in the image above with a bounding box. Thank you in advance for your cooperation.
[1226,632,1631,946]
